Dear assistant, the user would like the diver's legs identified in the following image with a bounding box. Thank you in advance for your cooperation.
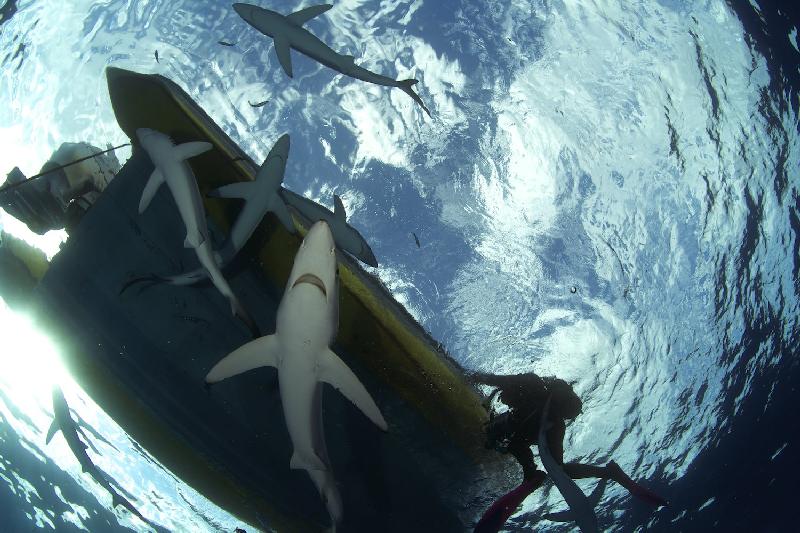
[507,441,541,481]
[562,461,668,507]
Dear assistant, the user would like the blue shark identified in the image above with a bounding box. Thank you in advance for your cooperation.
[233,3,431,116]
[206,221,387,531]
[281,191,378,267]
[46,388,150,526]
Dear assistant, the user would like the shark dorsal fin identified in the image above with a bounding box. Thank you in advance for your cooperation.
[333,194,346,221]
[287,4,333,26]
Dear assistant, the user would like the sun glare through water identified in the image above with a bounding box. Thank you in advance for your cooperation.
[0,298,72,414]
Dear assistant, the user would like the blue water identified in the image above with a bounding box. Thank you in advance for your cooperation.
[1,0,798,531]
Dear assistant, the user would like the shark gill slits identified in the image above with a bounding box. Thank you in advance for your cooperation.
[293,273,326,297]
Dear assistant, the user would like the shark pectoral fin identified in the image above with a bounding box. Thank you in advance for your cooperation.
[274,36,293,78]
[333,194,346,221]
[208,181,252,199]
[290,450,326,472]
[45,420,59,444]
[270,196,295,233]
[542,509,574,523]
[318,348,388,431]
[174,141,213,161]
[286,4,333,26]
[138,168,164,213]
[205,334,280,383]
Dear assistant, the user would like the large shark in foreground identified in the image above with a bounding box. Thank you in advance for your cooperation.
[233,3,432,117]
[282,191,378,267]
[205,220,387,531]
[46,388,149,526]
[538,396,601,533]
[133,128,259,336]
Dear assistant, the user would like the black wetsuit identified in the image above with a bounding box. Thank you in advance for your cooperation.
[477,372,567,479]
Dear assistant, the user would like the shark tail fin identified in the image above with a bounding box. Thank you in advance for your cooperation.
[397,79,431,117]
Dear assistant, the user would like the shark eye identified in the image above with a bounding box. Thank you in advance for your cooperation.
[329,247,335,255]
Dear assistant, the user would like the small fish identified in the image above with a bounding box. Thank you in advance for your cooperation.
[412,232,420,248]
[248,99,269,108]
[218,40,236,47]
[154,50,159,63]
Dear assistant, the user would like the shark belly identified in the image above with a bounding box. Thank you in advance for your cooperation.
[276,283,334,472]
[162,161,208,248]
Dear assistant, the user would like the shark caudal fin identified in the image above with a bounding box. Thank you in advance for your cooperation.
[205,334,280,383]
[398,79,431,117]
[318,348,388,431]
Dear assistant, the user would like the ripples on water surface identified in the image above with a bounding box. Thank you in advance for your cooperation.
[0,0,798,531]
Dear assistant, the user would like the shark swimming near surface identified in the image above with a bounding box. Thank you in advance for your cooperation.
[121,133,295,290]
[205,220,387,531]
[281,191,378,267]
[133,127,260,337]
[538,395,601,533]
[46,387,150,526]
[232,3,431,117]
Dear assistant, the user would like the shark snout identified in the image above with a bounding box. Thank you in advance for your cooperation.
[266,133,290,165]
[232,3,254,22]
[135,128,155,144]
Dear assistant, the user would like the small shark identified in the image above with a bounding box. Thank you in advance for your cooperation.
[46,388,149,525]
[206,220,387,531]
[218,40,236,47]
[135,128,259,337]
[248,99,269,108]
[233,3,431,117]
[538,395,600,533]
[412,232,420,248]
[154,49,159,63]
[281,191,378,267]
[122,133,294,289]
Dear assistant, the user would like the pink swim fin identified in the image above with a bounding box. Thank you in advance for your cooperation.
[474,476,541,533]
